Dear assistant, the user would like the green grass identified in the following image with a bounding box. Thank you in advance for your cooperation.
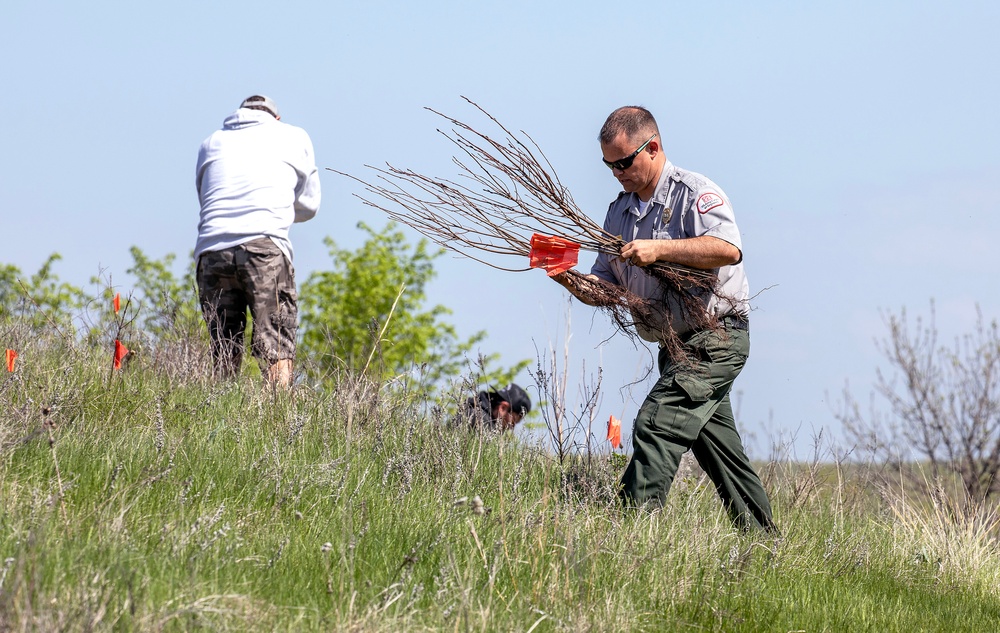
[2,342,999,631]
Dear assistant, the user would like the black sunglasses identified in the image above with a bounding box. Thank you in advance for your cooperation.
[602,134,657,171]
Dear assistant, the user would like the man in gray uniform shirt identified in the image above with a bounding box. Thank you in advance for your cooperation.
[553,106,775,531]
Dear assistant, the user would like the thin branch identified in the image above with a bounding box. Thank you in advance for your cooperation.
[331,98,727,362]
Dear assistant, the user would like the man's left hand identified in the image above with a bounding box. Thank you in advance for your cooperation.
[620,240,662,267]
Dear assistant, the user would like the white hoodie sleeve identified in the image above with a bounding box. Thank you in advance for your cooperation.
[292,130,320,223]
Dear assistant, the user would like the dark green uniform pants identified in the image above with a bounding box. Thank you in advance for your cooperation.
[620,326,775,531]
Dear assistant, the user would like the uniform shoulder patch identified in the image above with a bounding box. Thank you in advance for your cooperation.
[696,191,725,214]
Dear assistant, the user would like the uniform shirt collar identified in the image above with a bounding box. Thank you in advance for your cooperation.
[625,160,674,220]
[651,160,676,208]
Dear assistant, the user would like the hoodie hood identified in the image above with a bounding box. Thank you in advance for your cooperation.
[222,108,277,131]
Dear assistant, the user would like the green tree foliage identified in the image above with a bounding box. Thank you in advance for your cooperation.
[299,222,528,391]
[0,254,87,333]
[1,236,528,392]
[126,247,203,342]
[0,263,20,311]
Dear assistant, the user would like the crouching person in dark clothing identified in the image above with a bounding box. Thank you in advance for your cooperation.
[460,383,532,432]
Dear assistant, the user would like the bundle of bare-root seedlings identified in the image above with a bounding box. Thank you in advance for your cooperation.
[331,98,723,364]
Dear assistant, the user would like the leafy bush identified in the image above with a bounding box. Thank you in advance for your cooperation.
[0,254,88,334]
[299,222,527,393]
[125,247,203,344]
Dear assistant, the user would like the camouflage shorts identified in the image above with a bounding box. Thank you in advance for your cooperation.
[196,237,297,368]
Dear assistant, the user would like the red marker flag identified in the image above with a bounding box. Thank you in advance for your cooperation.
[113,340,129,370]
[113,293,121,314]
[529,233,581,277]
[5,349,16,373]
[607,414,622,449]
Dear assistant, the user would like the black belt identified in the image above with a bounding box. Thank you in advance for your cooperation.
[665,314,750,347]
[720,313,749,330]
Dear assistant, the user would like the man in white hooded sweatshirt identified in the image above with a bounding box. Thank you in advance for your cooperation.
[195,95,320,388]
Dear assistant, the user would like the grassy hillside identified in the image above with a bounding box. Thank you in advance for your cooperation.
[1,339,999,632]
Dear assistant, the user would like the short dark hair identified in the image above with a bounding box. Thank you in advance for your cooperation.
[244,104,274,116]
[599,106,659,145]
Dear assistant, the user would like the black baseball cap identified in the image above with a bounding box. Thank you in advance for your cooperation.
[495,383,531,416]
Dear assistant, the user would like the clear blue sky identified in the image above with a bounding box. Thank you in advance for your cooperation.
[3,1,998,457]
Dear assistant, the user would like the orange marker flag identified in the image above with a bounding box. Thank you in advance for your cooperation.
[113,293,121,314]
[5,349,16,373]
[607,414,622,449]
[529,233,581,277]
[113,340,129,370]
